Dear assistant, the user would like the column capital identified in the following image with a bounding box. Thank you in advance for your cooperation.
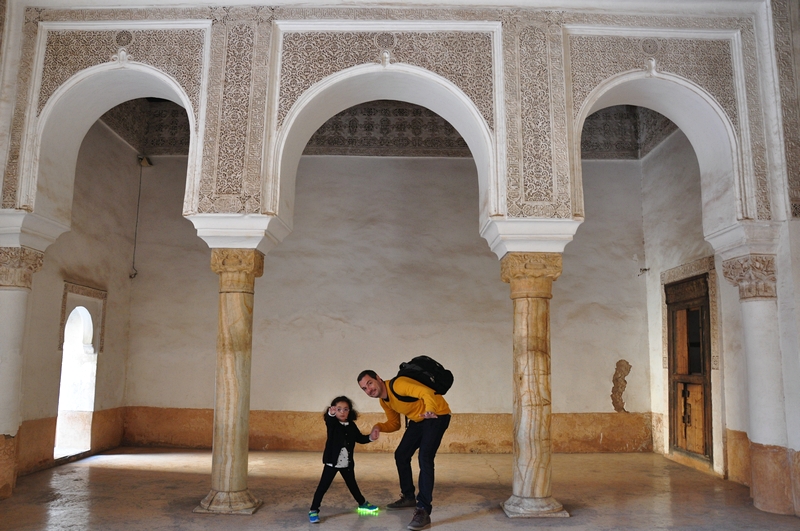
[500,252,562,299]
[722,254,776,300]
[0,247,44,289]
[210,248,264,294]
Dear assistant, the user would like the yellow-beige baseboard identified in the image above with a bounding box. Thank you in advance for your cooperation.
[121,407,653,454]
[13,408,654,479]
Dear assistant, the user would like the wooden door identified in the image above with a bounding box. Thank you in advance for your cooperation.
[667,276,712,461]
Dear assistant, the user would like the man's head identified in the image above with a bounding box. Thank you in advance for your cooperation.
[357,369,386,399]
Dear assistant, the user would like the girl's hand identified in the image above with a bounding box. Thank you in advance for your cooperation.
[328,406,337,415]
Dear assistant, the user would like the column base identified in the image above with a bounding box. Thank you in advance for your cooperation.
[194,489,263,515]
[502,495,569,518]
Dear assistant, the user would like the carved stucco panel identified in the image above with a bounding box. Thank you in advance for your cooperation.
[569,31,770,220]
[277,31,494,131]
[198,9,272,214]
[771,0,800,216]
[38,29,205,122]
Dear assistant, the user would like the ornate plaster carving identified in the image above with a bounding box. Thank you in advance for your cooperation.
[501,252,563,280]
[661,256,720,370]
[580,105,677,160]
[0,247,44,289]
[59,282,107,353]
[567,24,770,220]
[199,7,273,214]
[100,98,190,156]
[38,28,205,121]
[277,30,494,130]
[210,248,265,294]
[771,0,800,216]
[304,100,470,157]
[722,254,777,300]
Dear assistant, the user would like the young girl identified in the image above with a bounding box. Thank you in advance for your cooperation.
[309,396,378,523]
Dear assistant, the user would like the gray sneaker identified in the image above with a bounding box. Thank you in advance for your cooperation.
[387,496,416,509]
[407,507,430,530]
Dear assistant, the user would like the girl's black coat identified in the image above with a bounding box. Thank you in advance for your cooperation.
[322,413,371,468]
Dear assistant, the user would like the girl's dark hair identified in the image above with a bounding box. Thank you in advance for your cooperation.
[326,395,358,422]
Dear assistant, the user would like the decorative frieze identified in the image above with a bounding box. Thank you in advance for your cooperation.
[278,30,494,130]
[771,0,800,216]
[0,247,44,289]
[38,29,205,122]
[722,254,777,300]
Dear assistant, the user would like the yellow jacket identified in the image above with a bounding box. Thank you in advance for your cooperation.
[376,376,451,433]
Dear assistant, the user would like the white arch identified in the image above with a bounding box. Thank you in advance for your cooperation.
[575,68,745,240]
[268,62,497,240]
[16,61,198,251]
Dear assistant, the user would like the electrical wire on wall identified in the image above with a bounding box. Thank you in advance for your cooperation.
[130,155,152,279]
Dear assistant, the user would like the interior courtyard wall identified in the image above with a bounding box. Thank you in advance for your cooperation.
[17,121,138,468]
[124,155,218,409]
[552,158,649,415]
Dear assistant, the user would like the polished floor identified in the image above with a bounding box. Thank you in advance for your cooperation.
[1,448,798,530]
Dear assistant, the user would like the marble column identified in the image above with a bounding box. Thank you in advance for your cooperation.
[196,249,264,514]
[722,254,794,515]
[500,252,568,517]
[0,247,44,499]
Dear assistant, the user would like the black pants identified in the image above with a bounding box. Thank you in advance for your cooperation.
[395,414,451,514]
[310,465,365,511]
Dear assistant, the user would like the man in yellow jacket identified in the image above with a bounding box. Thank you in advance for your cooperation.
[357,369,451,531]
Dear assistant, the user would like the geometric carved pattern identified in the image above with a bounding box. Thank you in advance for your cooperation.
[570,36,738,129]
[0,247,44,289]
[199,8,272,215]
[581,105,677,160]
[569,31,770,220]
[303,100,470,157]
[771,0,800,216]
[661,256,720,370]
[38,29,205,123]
[722,254,778,300]
[100,98,190,156]
[278,31,494,130]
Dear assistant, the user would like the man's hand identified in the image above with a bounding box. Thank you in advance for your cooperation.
[421,411,438,419]
[370,426,381,441]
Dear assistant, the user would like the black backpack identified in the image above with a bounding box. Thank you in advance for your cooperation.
[389,356,454,403]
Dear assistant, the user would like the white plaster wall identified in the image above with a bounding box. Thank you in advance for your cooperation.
[554,159,649,413]
[779,220,800,450]
[251,156,511,414]
[21,121,139,419]
[124,155,217,408]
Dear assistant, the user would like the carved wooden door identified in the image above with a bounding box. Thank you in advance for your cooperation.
[667,275,712,461]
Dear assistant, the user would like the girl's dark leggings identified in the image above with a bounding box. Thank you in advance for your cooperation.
[310,465,365,511]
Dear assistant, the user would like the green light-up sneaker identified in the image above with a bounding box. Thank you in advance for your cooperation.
[308,510,320,523]
[357,501,379,514]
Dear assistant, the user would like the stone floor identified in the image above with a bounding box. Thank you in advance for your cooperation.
[1,448,798,530]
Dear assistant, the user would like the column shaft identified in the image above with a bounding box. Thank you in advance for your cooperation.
[0,247,44,500]
[723,254,793,515]
[196,249,264,515]
[500,252,568,518]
